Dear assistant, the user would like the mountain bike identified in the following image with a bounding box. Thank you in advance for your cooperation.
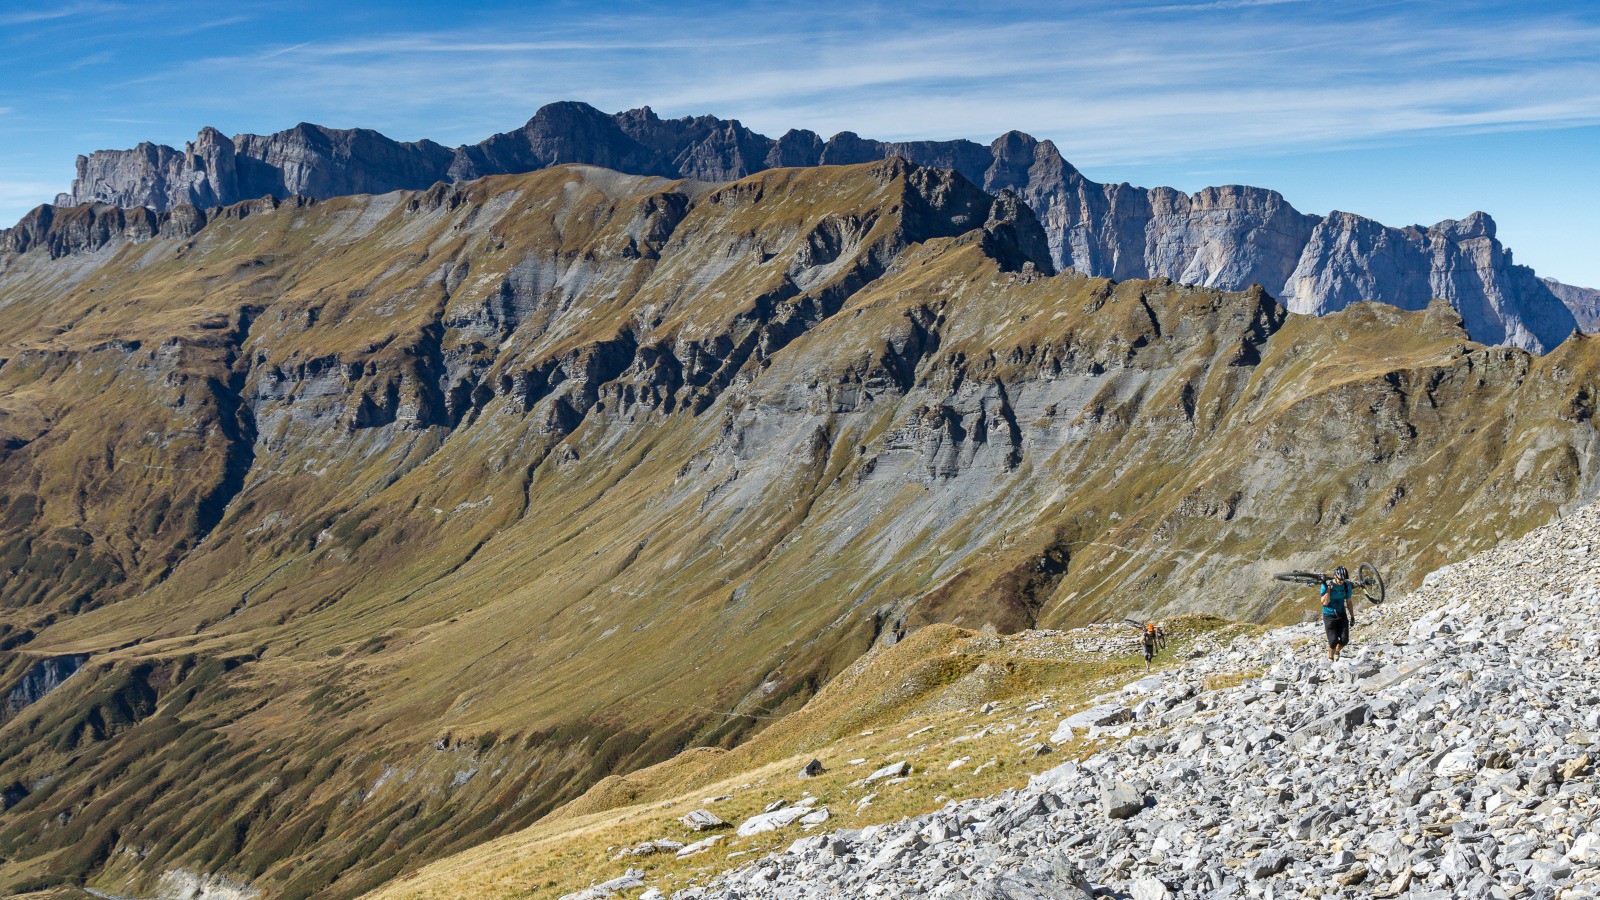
[1124,618,1167,667]
[1273,562,1385,603]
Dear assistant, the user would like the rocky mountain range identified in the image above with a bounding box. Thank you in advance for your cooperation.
[50,101,1591,353]
[2,149,1598,898]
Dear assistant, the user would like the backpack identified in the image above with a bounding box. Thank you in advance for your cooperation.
[1322,581,1351,616]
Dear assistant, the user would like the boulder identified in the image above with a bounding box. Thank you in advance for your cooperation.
[1249,849,1290,880]
[1049,721,1075,745]
[1434,748,1478,778]
[1063,704,1133,729]
[1286,702,1369,749]
[1560,752,1592,782]
[1131,876,1172,900]
[863,760,910,784]
[558,868,645,900]
[1030,759,1084,790]
[1568,832,1600,864]
[676,835,722,858]
[736,806,809,837]
[1100,780,1145,819]
[799,808,829,826]
[678,809,726,832]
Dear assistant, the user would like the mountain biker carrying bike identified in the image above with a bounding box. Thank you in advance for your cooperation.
[1320,566,1355,662]
[1141,622,1159,668]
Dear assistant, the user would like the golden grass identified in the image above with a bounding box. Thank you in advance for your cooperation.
[368,616,1247,899]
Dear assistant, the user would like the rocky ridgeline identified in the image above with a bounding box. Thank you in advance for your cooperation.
[36,101,1589,352]
[639,503,1600,900]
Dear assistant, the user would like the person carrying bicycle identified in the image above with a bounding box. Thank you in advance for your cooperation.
[1141,622,1159,668]
[1320,566,1355,662]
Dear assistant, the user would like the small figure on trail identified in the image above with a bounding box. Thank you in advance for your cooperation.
[1141,622,1160,668]
[1155,621,1168,651]
[1320,566,1354,662]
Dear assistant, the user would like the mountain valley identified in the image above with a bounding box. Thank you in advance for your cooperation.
[0,138,1597,898]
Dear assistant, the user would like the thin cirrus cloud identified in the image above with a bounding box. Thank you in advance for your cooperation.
[0,2,128,28]
[110,6,1600,165]
[1133,0,1314,12]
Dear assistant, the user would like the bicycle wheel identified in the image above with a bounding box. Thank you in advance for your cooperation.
[1274,571,1325,585]
[1358,562,1385,604]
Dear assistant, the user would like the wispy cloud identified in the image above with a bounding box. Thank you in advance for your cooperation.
[167,13,254,36]
[0,1,128,27]
[1139,0,1316,12]
[125,5,1597,168]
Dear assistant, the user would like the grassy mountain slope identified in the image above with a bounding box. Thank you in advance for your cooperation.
[0,160,1596,897]
[369,616,1249,899]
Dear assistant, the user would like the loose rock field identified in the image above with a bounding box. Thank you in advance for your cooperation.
[666,504,1600,899]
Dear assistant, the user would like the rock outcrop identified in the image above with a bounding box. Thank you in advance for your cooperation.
[44,103,1588,352]
[2,654,88,717]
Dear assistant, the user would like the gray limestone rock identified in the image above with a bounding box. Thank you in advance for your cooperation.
[1101,781,1146,820]
[864,761,910,784]
[3,654,90,717]
[678,809,726,832]
[1248,849,1291,880]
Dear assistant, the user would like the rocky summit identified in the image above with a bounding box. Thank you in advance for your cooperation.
[38,101,1593,352]
[667,501,1600,900]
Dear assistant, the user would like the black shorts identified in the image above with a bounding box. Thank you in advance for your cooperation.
[1323,613,1350,647]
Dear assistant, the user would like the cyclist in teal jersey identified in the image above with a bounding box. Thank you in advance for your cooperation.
[1320,566,1355,661]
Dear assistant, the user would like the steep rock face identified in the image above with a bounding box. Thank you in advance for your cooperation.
[60,124,453,213]
[3,160,1597,898]
[48,103,1589,352]
[1283,210,1577,350]
[982,135,1577,352]
[1544,277,1600,332]
[0,202,206,258]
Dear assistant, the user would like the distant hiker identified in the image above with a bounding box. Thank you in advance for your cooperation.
[1320,566,1355,662]
[1155,621,1168,651]
[1142,622,1159,668]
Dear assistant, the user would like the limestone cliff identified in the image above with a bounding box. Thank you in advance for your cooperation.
[46,103,1588,352]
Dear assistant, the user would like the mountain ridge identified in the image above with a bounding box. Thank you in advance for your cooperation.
[3,158,1598,898]
[41,100,1587,353]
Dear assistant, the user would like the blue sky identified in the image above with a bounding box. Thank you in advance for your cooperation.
[2,0,1597,285]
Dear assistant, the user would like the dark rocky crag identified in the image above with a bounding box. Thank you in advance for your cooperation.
[46,101,1590,352]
